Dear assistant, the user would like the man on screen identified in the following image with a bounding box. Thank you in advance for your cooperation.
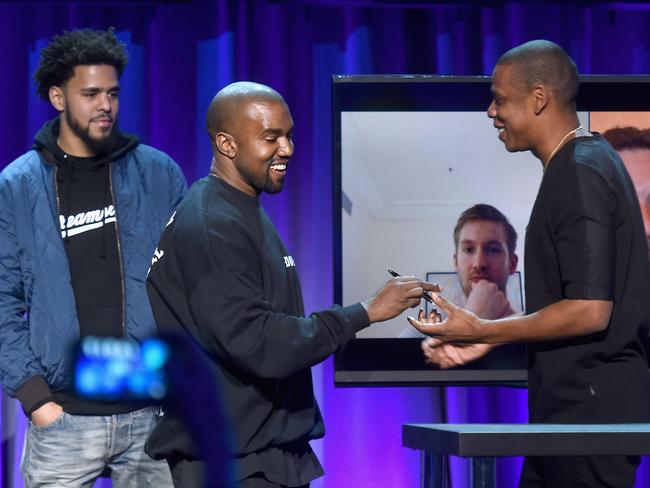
[400,204,520,362]
[409,40,650,488]
[420,204,520,366]
[603,126,650,259]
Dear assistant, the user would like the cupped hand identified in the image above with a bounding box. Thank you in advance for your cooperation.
[407,293,485,342]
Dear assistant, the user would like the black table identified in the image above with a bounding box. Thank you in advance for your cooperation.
[403,423,650,488]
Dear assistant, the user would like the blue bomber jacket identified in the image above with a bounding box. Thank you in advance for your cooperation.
[0,136,187,413]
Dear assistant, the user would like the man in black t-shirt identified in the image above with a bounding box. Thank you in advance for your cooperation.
[409,40,650,488]
[146,81,438,488]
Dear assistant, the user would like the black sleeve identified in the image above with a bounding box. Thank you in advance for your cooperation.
[180,220,369,379]
[548,162,615,301]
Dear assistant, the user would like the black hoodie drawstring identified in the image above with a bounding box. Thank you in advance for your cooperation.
[63,154,72,244]
[99,170,110,259]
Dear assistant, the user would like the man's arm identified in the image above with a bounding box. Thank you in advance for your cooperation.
[0,184,54,416]
[164,155,188,209]
[149,214,436,379]
[414,161,616,345]
[418,160,617,355]
[412,295,612,344]
[190,268,435,379]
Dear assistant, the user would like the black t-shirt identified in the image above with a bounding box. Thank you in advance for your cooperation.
[54,153,130,415]
[57,154,122,338]
[147,176,369,485]
[525,134,650,423]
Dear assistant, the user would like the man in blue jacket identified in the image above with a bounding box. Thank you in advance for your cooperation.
[0,28,187,487]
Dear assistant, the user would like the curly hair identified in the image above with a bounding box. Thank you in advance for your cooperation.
[33,27,128,101]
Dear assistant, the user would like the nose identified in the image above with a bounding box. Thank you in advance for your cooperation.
[278,136,294,158]
[487,100,496,119]
[98,92,113,113]
[472,249,489,269]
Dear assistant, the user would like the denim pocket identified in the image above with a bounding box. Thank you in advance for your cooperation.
[29,411,68,432]
[130,405,160,419]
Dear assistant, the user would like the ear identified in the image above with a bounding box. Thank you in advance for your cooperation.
[531,84,548,116]
[49,86,65,113]
[508,253,519,274]
[215,132,236,159]
[453,252,458,271]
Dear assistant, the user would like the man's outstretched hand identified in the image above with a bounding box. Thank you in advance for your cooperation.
[407,293,486,342]
[362,277,440,323]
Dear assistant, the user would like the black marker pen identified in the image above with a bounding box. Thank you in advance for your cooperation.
[386,268,434,304]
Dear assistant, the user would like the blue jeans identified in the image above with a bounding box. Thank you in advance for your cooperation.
[21,406,173,488]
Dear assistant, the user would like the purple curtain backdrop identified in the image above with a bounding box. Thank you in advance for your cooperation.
[2,1,650,487]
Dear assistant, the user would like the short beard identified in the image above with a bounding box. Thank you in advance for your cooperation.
[262,158,286,194]
[263,176,285,194]
[65,110,115,155]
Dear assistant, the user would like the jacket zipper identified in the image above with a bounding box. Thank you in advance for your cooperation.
[53,166,62,231]
[108,165,126,337]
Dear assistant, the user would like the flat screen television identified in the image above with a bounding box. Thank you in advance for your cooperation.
[332,74,650,386]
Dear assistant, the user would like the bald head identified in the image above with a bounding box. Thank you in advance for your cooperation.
[206,81,287,151]
[206,81,294,197]
[496,40,579,109]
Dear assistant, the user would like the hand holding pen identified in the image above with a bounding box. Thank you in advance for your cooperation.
[386,268,438,304]
[360,272,441,323]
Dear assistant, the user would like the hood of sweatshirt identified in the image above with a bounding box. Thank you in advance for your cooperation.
[33,117,139,169]
[33,117,140,257]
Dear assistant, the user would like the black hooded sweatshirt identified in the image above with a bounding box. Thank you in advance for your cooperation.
[33,117,141,415]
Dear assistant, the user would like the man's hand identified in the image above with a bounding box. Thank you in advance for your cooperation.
[407,293,485,342]
[465,280,513,320]
[416,307,492,368]
[30,401,63,427]
[362,277,440,323]
[421,337,492,368]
